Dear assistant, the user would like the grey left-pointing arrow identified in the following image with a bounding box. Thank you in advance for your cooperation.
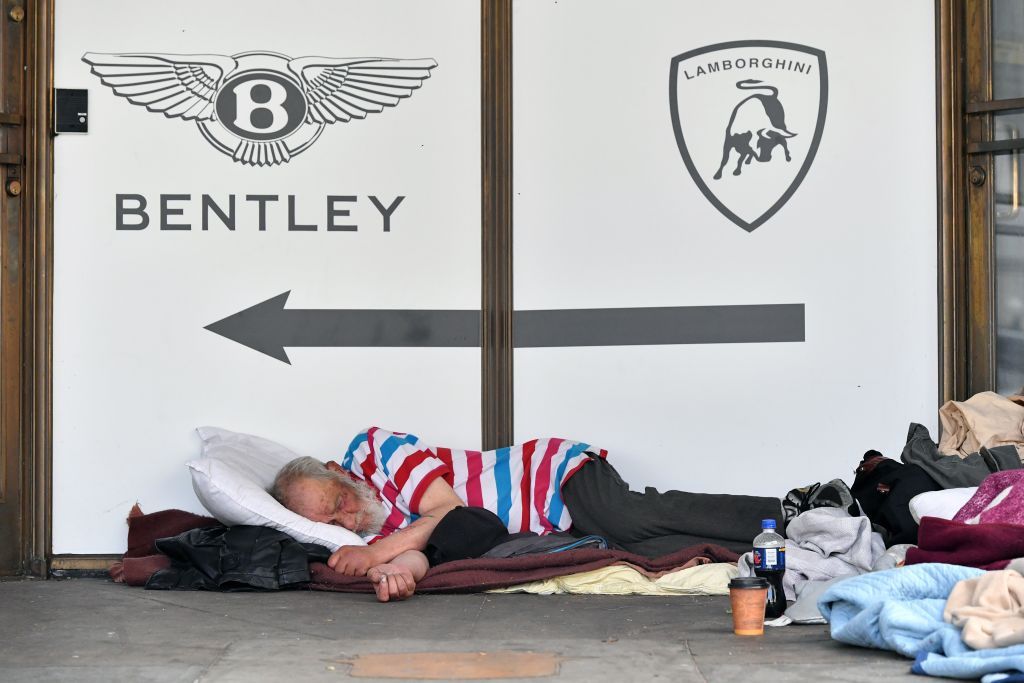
[205,292,805,363]
[204,291,481,364]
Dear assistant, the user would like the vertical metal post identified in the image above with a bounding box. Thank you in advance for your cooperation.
[481,0,513,449]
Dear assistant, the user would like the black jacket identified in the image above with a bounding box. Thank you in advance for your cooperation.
[146,525,331,591]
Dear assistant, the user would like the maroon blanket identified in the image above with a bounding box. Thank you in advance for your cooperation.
[905,516,1024,570]
[113,509,740,593]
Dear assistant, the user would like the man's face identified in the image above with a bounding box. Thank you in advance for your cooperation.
[285,476,366,531]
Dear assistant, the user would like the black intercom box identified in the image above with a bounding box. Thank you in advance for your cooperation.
[55,89,88,133]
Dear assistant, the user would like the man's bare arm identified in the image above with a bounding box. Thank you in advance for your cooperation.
[328,477,463,575]
[367,549,429,602]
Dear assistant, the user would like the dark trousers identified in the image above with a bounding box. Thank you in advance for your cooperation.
[561,456,783,556]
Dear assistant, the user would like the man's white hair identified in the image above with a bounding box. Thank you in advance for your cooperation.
[269,456,336,505]
[270,456,386,535]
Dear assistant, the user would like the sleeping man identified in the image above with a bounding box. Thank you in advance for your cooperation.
[270,426,846,601]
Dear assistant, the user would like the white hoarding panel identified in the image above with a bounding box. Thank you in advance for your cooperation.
[513,0,938,497]
[54,0,480,553]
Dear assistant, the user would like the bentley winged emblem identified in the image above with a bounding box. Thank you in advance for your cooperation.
[82,50,438,166]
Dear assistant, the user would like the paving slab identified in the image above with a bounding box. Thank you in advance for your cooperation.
[0,578,922,682]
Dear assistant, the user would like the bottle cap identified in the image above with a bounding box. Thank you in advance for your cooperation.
[761,519,777,529]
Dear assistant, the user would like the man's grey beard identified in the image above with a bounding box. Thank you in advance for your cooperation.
[332,472,387,535]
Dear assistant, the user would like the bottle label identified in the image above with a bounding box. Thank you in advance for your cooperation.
[753,546,786,571]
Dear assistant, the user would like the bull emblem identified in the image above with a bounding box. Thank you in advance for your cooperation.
[713,80,795,180]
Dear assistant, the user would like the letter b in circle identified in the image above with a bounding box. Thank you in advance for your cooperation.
[215,70,308,142]
[233,79,288,134]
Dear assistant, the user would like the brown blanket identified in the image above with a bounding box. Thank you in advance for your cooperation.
[113,509,740,593]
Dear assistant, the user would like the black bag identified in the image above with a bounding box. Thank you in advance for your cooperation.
[851,450,940,546]
[424,506,606,566]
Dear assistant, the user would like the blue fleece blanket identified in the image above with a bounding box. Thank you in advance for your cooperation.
[817,563,1024,680]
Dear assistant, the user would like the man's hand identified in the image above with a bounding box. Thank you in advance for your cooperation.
[366,563,416,602]
[328,545,380,576]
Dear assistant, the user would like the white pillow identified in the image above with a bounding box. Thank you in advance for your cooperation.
[187,426,365,550]
[908,487,978,524]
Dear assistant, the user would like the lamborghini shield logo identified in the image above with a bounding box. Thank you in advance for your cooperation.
[670,40,828,232]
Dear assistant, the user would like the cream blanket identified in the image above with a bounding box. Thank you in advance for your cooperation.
[939,391,1024,459]
[487,561,737,596]
[945,558,1024,649]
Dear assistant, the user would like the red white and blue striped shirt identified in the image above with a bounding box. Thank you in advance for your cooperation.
[340,426,606,543]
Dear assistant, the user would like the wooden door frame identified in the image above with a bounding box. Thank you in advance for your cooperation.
[0,0,27,576]
[937,0,967,404]
[0,0,53,577]
[936,0,1006,403]
[941,0,1024,399]
[12,0,53,577]
[962,0,996,398]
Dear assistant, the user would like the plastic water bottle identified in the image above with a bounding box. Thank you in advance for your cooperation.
[752,518,787,619]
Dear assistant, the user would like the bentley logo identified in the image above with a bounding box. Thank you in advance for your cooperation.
[82,50,437,166]
[670,40,827,232]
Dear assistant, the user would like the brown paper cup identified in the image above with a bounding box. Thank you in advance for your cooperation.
[729,577,769,636]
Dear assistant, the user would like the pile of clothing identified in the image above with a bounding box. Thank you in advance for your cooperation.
[819,562,1024,682]
[798,390,1024,681]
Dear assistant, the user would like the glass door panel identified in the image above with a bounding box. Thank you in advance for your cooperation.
[983,1,1024,393]
[994,150,1024,393]
[994,0,1024,98]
